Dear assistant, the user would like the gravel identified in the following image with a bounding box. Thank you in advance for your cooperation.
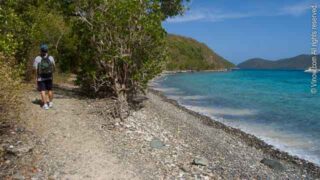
[89,90,320,179]
[3,84,319,179]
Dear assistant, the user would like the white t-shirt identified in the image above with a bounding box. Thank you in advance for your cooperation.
[33,55,55,81]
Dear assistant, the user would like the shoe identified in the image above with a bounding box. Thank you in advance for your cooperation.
[43,104,49,110]
[48,102,53,108]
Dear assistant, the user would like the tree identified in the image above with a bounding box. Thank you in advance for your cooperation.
[0,0,188,120]
[159,0,189,19]
[1,0,76,78]
[69,0,187,119]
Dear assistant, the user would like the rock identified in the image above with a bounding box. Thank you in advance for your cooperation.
[179,164,191,172]
[193,157,209,166]
[12,173,25,180]
[260,158,285,171]
[15,127,25,132]
[5,145,33,156]
[31,174,42,180]
[0,146,4,158]
[48,173,59,180]
[150,138,165,149]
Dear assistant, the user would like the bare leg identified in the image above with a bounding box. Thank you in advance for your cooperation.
[48,90,53,102]
[40,91,47,106]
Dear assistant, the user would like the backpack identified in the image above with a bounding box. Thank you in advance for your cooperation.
[38,56,54,78]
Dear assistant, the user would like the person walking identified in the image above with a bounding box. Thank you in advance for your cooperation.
[33,44,55,110]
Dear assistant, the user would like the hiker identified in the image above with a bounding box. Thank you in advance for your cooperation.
[33,44,55,110]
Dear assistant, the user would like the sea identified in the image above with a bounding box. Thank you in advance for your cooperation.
[151,69,320,165]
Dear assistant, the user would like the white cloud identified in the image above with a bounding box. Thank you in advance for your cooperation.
[206,12,253,22]
[165,1,316,23]
[166,10,252,23]
[280,2,312,16]
[166,12,205,23]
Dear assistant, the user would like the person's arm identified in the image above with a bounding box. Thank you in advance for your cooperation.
[50,56,56,72]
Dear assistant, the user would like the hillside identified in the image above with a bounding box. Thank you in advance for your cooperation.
[238,55,320,70]
[166,35,234,71]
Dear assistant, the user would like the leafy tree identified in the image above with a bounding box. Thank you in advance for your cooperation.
[70,0,162,118]
[0,0,188,119]
[65,0,187,118]
[159,0,189,19]
[0,2,26,57]
[23,5,71,78]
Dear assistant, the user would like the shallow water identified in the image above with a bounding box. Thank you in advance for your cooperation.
[152,70,320,165]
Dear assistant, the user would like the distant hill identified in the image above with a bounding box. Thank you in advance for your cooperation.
[166,34,234,71]
[238,54,320,70]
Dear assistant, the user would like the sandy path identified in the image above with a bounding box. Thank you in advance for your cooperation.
[23,87,139,180]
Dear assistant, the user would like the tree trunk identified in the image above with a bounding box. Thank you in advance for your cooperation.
[115,81,129,120]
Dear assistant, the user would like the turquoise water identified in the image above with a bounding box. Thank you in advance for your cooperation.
[152,70,320,165]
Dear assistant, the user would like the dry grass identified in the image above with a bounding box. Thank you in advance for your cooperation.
[0,53,22,123]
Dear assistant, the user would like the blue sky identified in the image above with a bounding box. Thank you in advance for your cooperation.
[163,0,320,64]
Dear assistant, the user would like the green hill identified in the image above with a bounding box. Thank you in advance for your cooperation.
[166,35,234,71]
[238,55,320,70]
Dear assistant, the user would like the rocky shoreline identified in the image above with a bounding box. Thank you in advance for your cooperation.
[147,88,320,178]
[2,83,320,179]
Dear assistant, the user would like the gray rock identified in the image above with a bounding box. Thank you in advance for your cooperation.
[193,157,209,166]
[150,138,165,149]
[49,172,60,179]
[179,164,191,172]
[0,146,4,158]
[15,127,25,132]
[5,145,33,156]
[260,158,285,171]
[12,173,25,180]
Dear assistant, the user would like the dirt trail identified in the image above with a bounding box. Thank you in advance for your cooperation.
[23,86,139,180]
[18,85,319,179]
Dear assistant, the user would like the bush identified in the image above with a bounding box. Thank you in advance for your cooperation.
[73,1,166,107]
[0,53,22,122]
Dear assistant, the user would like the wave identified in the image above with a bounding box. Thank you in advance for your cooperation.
[184,104,258,117]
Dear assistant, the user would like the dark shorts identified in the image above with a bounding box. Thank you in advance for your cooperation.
[37,79,53,91]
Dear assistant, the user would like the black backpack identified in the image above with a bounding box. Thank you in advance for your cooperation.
[38,56,54,78]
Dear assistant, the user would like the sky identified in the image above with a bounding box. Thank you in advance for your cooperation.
[163,0,320,64]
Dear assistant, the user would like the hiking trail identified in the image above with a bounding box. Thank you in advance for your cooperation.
[23,86,139,179]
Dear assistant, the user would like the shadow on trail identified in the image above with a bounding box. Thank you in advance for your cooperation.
[31,83,148,113]
[52,84,82,99]
[31,98,42,106]
[31,84,85,107]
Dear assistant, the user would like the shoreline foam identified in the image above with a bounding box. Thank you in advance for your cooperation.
[148,87,320,177]
[181,103,320,166]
